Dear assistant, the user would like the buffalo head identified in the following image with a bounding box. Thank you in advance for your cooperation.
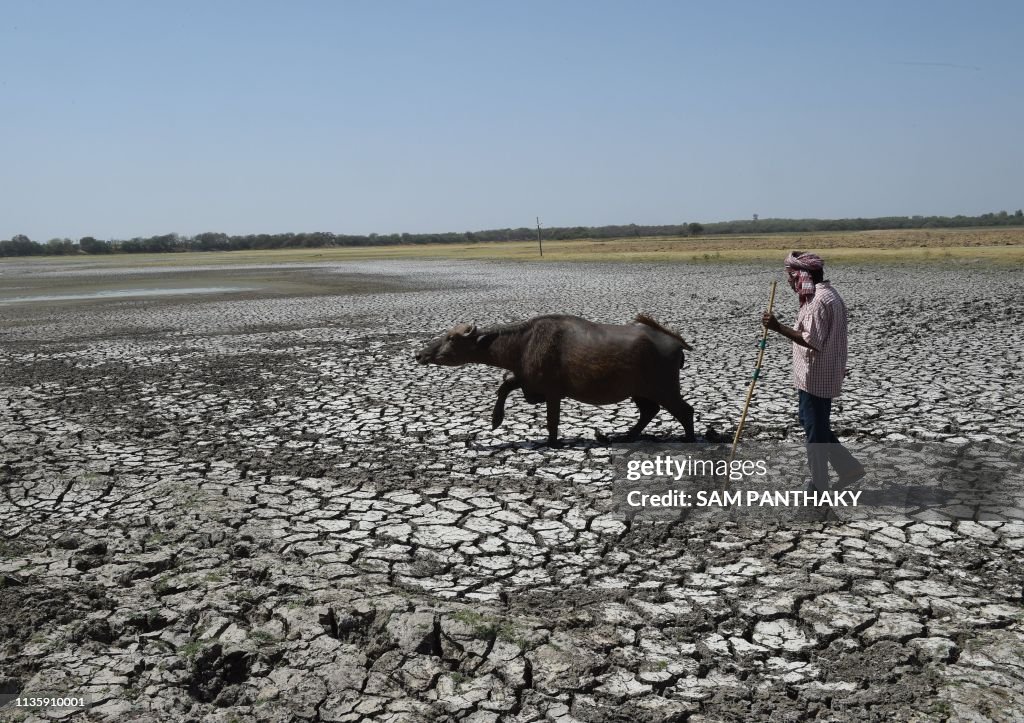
[415,323,496,366]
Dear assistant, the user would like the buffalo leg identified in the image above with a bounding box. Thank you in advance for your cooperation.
[492,375,521,429]
[545,398,562,446]
[625,397,660,440]
[596,397,660,444]
[662,395,696,442]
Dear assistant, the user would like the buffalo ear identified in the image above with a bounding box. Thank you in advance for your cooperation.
[476,332,497,348]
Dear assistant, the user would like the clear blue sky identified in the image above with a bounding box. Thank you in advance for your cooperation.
[2,1,1021,240]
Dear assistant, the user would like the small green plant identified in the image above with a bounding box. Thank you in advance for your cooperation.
[451,610,528,646]
[153,575,174,596]
[231,589,258,605]
[495,622,518,642]
[927,701,952,716]
[0,540,27,557]
[452,609,497,637]
[180,640,206,659]
[249,630,276,644]
[495,622,530,647]
[452,610,487,626]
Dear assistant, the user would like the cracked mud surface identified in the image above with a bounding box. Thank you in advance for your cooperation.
[1,259,1022,722]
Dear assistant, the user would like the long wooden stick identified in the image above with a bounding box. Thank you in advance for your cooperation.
[730,280,777,461]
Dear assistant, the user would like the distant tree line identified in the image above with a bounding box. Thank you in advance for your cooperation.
[3,210,1023,257]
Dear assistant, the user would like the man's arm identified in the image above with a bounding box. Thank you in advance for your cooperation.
[762,312,820,352]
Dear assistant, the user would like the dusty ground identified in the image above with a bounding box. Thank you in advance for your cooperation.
[1,258,1022,722]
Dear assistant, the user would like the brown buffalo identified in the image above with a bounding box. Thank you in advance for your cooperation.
[414,314,695,446]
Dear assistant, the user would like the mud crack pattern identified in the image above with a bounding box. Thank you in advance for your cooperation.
[1,259,1023,722]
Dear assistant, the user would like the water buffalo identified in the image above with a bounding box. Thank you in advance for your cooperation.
[414,314,695,446]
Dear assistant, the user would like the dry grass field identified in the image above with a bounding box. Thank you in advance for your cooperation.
[4,227,1024,269]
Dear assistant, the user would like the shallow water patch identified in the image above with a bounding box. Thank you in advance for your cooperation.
[0,287,254,304]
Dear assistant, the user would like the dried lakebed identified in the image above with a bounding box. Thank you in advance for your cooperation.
[1,259,1022,722]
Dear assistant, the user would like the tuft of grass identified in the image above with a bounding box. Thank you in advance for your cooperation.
[153,575,175,596]
[451,609,486,625]
[0,540,28,558]
[230,589,259,605]
[451,609,497,638]
[249,629,276,644]
[496,623,532,648]
[451,610,528,646]
[180,639,206,659]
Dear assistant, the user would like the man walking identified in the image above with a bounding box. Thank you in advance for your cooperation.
[762,251,865,492]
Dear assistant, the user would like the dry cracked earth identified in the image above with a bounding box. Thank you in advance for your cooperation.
[1,259,1022,722]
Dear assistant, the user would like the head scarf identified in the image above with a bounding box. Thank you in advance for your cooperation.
[785,251,824,307]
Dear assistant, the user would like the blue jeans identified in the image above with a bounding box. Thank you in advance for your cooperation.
[798,390,862,491]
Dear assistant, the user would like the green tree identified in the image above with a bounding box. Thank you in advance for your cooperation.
[8,235,43,255]
[79,236,110,254]
[46,238,76,255]
[194,232,229,251]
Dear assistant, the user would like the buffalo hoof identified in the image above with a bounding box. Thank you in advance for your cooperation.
[546,438,564,448]
[704,425,724,443]
[595,431,643,445]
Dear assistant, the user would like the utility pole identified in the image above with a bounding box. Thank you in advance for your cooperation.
[536,217,543,257]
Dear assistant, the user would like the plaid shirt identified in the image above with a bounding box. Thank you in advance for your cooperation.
[792,282,848,399]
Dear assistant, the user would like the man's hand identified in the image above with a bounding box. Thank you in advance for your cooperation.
[762,311,781,331]
[761,311,819,352]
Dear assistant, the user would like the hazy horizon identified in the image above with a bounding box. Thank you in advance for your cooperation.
[9,209,1024,245]
[2,1,1021,241]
